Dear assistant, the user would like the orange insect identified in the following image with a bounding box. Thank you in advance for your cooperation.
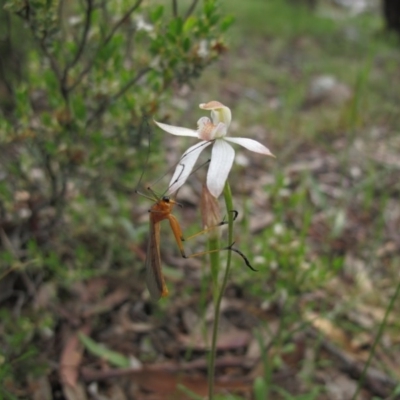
[145,193,183,300]
[140,188,254,301]
[136,132,253,300]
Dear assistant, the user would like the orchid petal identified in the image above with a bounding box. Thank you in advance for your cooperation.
[197,117,217,141]
[197,119,227,141]
[207,140,235,198]
[167,141,212,195]
[224,137,275,157]
[154,120,198,137]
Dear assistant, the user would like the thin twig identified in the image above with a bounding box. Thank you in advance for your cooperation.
[0,14,15,96]
[68,0,143,92]
[103,0,143,47]
[34,28,66,103]
[57,0,65,40]
[85,66,151,127]
[81,355,256,382]
[172,0,178,17]
[64,0,93,76]
[41,167,68,232]
[24,7,67,104]
[0,56,13,96]
[42,151,59,206]
[38,39,62,82]
[184,0,199,20]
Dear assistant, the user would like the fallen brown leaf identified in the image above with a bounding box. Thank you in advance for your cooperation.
[81,288,130,318]
[63,382,89,400]
[82,367,252,399]
[28,375,52,400]
[59,324,91,388]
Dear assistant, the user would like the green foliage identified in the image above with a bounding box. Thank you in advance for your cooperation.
[253,376,268,400]
[0,308,49,396]
[0,0,230,391]
[0,0,229,258]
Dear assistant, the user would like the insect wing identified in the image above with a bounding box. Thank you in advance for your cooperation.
[146,219,168,301]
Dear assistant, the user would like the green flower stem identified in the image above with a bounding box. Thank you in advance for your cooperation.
[209,237,220,302]
[208,181,234,400]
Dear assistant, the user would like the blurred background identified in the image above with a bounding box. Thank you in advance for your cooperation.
[1,0,400,399]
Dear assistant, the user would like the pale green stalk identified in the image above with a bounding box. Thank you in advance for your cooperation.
[207,181,234,400]
[351,279,400,400]
[209,237,220,303]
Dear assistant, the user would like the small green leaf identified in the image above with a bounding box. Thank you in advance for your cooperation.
[79,333,130,368]
[253,377,267,400]
[203,0,216,18]
[220,15,234,32]
[183,16,197,33]
[177,384,204,400]
[168,17,183,36]
[150,5,164,23]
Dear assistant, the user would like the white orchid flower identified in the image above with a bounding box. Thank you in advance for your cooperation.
[154,101,274,198]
